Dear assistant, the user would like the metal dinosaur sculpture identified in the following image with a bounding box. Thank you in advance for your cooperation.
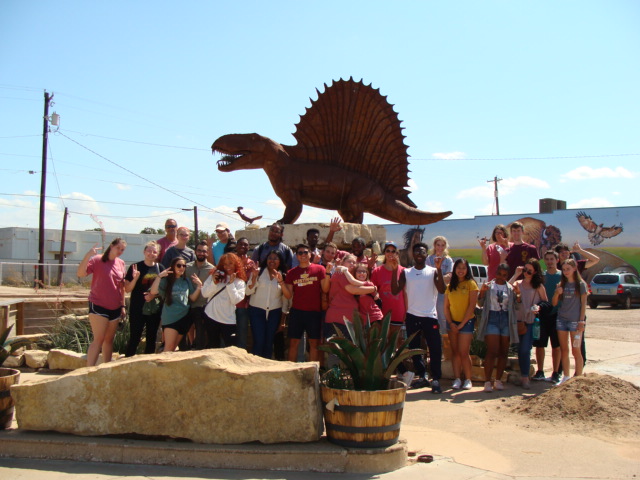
[212,78,452,225]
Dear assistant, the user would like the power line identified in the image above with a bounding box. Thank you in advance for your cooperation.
[61,129,209,151]
[0,192,187,210]
[412,153,640,162]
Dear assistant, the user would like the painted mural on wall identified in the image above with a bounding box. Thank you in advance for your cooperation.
[385,206,638,279]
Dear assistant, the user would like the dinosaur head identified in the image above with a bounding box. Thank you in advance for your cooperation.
[212,133,283,172]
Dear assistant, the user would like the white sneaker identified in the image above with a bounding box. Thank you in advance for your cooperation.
[483,381,493,393]
[462,379,473,390]
[494,380,504,391]
[401,371,415,388]
[554,375,571,387]
[452,378,462,389]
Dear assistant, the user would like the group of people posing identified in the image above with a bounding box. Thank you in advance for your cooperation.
[78,218,597,394]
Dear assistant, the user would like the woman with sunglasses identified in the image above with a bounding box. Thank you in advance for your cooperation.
[510,259,548,389]
[371,242,412,384]
[150,257,203,352]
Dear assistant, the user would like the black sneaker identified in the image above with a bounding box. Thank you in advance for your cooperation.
[546,372,560,384]
[431,380,442,394]
[411,377,430,389]
[532,370,546,381]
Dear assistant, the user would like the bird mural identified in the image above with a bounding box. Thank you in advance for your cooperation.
[576,211,623,246]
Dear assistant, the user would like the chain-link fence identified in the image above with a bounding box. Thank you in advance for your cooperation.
[0,261,88,287]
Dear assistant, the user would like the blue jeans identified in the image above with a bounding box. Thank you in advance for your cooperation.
[235,307,250,350]
[249,306,281,359]
[405,313,442,380]
[518,322,534,376]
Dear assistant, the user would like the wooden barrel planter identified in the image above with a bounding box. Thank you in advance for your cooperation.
[320,379,406,448]
[0,367,20,429]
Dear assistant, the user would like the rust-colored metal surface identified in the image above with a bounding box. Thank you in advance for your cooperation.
[212,78,451,225]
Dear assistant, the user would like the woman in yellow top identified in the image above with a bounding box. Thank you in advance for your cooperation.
[445,258,479,390]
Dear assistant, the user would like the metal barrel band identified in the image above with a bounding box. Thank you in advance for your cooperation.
[328,401,404,413]
[325,421,401,434]
[328,437,399,449]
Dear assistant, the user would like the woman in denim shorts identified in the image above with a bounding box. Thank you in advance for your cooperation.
[477,264,518,392]
[552,258,587,385]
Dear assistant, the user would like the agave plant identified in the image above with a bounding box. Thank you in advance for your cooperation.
[0,326,32,367]
[318,311,426,391]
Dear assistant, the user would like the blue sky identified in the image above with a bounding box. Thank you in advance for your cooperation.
[1,1,638,236]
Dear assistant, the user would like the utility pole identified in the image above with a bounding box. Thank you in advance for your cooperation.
[38,91,54,284]
[193,206,199,244]
[487,176,502,215]
[57,207,68,286]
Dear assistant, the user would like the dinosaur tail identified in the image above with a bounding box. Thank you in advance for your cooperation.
[380,195,452,226]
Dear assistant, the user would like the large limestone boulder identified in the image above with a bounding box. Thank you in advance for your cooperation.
[12,347,322,444]
[47,349,118,370]
[236,222,387,251]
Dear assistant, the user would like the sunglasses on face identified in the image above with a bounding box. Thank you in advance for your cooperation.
[297,251,310,255]
[165,225,177,229]
[524,268,534,274]
[175,264,186,268]
[385,249,397,254]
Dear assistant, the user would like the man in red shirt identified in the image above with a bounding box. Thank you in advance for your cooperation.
[506,221,540,278]
[283,244,331,362]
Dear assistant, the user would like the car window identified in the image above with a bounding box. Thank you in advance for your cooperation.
[592,274,618,285]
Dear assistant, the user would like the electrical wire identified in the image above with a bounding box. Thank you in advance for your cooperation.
[412,153,640,162]
[62,129,209,151]
[55,131,238,222]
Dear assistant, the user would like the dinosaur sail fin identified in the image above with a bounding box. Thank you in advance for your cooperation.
[290,78,414,205]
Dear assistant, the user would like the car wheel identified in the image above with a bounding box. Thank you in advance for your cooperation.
[623,295,632,310]
[589,301,598,309]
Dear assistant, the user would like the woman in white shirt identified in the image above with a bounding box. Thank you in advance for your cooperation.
[201,253,246,348]
[246,250,292,358]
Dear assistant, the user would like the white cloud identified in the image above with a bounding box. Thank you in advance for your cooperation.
[569,198,615,209]
[499,176,550,195]
[561,166,636,181]
[456,176,548,203]
[432,152,466,160]
[265,199,285,209]
[421,200,446,212]
[457,185,493,199]
[407,178,418,192]
[60,192,106,215]
[116,184,131,191]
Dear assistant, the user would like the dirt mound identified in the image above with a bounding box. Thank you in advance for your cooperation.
[510,373,640,437]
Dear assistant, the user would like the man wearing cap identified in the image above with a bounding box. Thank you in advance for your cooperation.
[157,218,178,264]
[210,222,233,265]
